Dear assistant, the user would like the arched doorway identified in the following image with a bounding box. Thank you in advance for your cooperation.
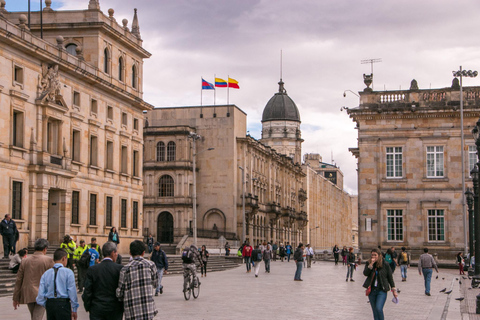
[157,212,174,243]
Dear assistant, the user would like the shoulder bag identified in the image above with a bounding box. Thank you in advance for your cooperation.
[365,268,376,296]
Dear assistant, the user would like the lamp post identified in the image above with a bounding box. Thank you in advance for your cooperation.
[471,119,480,281]
[239,166,246,244]
[453,67,478,255]
[466,187,474,262]
[309,226,319,249]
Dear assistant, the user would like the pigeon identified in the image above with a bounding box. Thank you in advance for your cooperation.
[459,280,462,285]
[456,278,459,280]
[442,278,445,280]
[396,289,401,294]
[445,290,452,294]
[456,297,465,301]
[439,288,446,292]
[463,276,467,279]
[436,275,439,279]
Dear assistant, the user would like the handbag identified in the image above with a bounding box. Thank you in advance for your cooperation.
[365,268,376,296]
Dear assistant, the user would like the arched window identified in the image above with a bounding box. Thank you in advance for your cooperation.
[103,48,109,74]
[167,141,176,161]
[156,142,165,162]
[118,56,124,81]
[65,43,77,56]
[131,64,137,89]
[158,175,174,197]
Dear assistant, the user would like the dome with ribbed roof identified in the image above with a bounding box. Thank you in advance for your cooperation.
[261,79,300,123]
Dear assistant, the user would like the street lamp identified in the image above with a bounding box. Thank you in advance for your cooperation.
[309,226,319,249]
[453,66,478,256]
[189,132,214,247]
[343,90,360,98]
[466,187,474,263]
[239,166,246,244]
[471,119,480,283]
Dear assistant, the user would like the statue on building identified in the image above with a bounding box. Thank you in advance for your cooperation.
[38,64,61,102]
[363,73,373,91]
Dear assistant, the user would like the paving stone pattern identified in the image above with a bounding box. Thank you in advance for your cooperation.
[0,260,472,320]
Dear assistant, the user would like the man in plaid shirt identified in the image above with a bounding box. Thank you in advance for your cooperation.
[116,240,158,320]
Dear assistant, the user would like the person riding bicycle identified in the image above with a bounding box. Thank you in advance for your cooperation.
[182,244,203,292]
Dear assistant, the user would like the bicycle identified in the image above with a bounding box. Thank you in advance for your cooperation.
[183,268,200,300]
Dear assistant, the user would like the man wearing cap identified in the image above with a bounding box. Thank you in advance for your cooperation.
[150,242,168,296]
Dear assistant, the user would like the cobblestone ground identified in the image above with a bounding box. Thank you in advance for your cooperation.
[0,259,471,320]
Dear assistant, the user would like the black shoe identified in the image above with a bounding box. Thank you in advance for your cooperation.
[426,293,431,296]
[255,275,258,278]
[350,279,355,282]
[346,279,348,282]
[155,292,158,296]
[160,288,163,294]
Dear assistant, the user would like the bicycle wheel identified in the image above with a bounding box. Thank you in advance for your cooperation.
[192,276,200,299]
[183,274,192,300]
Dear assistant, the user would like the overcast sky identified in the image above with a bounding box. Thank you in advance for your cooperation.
[8,0,480,195]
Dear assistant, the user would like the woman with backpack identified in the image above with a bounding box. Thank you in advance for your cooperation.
[385,248,396,274]
[457,252,465,275]
[279,243,286,262]
[200,245,209,277]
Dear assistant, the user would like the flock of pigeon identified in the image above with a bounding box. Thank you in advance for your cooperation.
[438,275,468,302]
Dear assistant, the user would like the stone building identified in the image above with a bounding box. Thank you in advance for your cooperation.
[0,1,152,253]
[347,77,479,258]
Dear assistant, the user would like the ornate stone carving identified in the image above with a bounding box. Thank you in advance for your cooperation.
[410,79,419,90]
[38,64,62,102]
[363,73,373,90]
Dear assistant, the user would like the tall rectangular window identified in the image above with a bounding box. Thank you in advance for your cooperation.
[72,130,80,162]
[121,199,127,228]
[387,209,403,241]
[132,201,138,229]
[122,112,127,127]
[386,147,402,178]
[89,193,97,225]
[133,118,139,131]
[47,119,60,155]
[12,181,22,219]
[428,209,445,241]
[106,196,113,227]
[12,110,24,148]
[133,150,139,177]
[90,136,98,167]
[73,91,80,107]
[469,146,477,174]
[91,99,98,115]
[121,146,128,174]
[106,141,114,170]
[426,146,444,177]
[72,191,79,224]
[14,65,24,85]
[107,106,113,120]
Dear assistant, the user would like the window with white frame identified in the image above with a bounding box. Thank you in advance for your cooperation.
[387,209,403,241]
[426,146,444,177]
[428,209,445,241]
[469,146,477,173]
[386,147,403,178]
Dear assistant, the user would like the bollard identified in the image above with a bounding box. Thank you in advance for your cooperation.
[476,293,480,314]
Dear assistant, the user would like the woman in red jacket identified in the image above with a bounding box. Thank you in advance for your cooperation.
[242,242,253,273]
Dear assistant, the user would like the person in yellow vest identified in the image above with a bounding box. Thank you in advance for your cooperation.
[60,235,76,271]
[73,239,87,293]
[86,237,103,261]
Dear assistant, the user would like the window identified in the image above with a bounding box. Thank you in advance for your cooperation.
[133,150,139,177]
[72,191,79,224]
[47,119,60,155]
[106,141,114,170]
[156,142,165,161]
[65,44,77,56]
[73,91,80,107]
[167,141,176,161]
[121,146,128,174]
[386,147,402,178]
[132,64,137,89]
[107,106,113,120]
[426,146,444,177]
[89,193,97,225]
[14,65,24,85]
[133,118,139,131]
[12,181,22,219]
[118,57,124,81]
[103,48,109,74]
[387,209,403,241]
[121,199,127,228]
[91,99,98,115]
[132,201,138,229]
[159,175,174,197]
[469,146,477,173]
[106,196,113,227]
[72,130,80,162]
[12,110,24,148]
[122,112,128,127]
[428,209,445,241]
[90,136,98,167]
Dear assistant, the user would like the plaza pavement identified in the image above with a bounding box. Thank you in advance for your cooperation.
[0,259,477,320]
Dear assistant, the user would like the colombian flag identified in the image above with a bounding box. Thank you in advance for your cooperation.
[228,77,239,89]
[202,78,215,90]
[215,78,227,87]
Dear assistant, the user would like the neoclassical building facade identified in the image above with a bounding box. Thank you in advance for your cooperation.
[0,0,151,253]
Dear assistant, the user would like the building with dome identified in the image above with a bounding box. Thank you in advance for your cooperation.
[143,79,355,252]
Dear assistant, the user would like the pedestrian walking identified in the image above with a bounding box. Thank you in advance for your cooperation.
[293,243,304,281]
[73,240,87,292]
[200,245,209,277]
[456,252,465,275]
[286,242,293,262]
[242,242,253,273]
[116,240,158,320]
[86,237,103,261]
[9,248,27,273]
[346,247,356,282]
[418,247,439,296]
[83,242,123,320]
[341,246,348,265]
[305,244,314,268]
[385,248,396,274]
[263,243,272,273]
[36,248,79,320]
[333,244,340,265]
[398,246,410,282]
[150,242,168,295]
[363,248,398,320]
[272,242,278,261]
[147,234,154,253]
[87,241,100,267]
[13,238,54,320]
[224,242,230,256]
[279,243,286,262]
[108,227,120,246]
[1,214,17,259]
[251,245,263,277]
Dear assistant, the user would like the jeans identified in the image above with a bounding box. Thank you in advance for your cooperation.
[245,256,251,271]
[368,289,387,320]
[148,244,153,253]
[156,268,164,293]
[287,253,291,262]
[346,264,355,279]
[294,261,303,280]
[400,264,408,279]
[264,259,270,272]
[422,268,433,294]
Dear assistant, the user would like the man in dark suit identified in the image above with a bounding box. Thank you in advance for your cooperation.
[82,241,123,320]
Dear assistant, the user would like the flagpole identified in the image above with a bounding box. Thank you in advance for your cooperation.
[200,77,203,107]
[227,75,230,105]
[214,74,216,106]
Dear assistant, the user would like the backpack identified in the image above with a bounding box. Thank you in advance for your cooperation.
[79,249,91,269]
[182,248,195,263]
[385,253,392,264]
[400,252,408,263]
[252,249,262,262]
